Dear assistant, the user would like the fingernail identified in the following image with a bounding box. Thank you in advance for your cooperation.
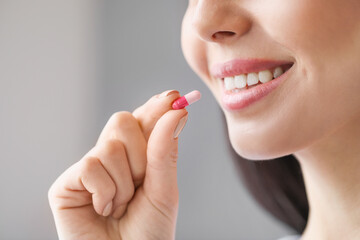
[173,114,188,139]
[103,201,113,217]
[159,90,179,98]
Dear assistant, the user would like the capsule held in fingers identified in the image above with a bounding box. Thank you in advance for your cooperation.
[172,90,201,110]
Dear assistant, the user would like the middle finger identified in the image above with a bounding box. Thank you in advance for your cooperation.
[96,111,147,185]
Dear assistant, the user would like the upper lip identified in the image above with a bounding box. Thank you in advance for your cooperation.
[211,58,294,79]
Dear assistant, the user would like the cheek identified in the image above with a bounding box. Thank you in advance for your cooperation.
[256,0,360,64]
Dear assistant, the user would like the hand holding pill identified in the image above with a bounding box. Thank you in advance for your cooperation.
[172,90,201,110]
[48,89,200,240]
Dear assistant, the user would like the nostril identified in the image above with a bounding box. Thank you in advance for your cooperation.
[212,31,236,40]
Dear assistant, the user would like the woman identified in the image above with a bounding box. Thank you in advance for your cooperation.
[48,0,360,239]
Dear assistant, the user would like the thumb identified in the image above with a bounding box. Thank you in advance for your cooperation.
[143,108,188,214]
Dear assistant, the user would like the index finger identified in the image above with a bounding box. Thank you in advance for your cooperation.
[94,90,181,184]
[132,90,183,141]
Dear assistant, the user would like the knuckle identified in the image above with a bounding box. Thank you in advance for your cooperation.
[81,156,100,175]
[147,152,178,171]
[48,183,63,210]
[169,152,178,166]
[101,139,125,157]
[81,157,116,196]
[47,183,56,202]
[110,111,137,130]
[147,151,166,163]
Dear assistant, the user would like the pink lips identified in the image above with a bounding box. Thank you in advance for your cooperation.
[211,58,294,111]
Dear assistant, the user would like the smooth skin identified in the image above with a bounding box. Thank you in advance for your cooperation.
[48,90,187,240]
[181,0,360,239]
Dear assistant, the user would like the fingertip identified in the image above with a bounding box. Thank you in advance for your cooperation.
[158,89,179,98]
[102,201,113,217]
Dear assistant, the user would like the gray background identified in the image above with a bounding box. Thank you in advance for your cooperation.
[1,1,296,239]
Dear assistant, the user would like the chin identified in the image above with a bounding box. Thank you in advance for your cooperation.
[227,124,296,161]
[230,141,280,161]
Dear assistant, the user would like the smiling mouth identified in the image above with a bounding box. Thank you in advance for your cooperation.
[221,63,293,93]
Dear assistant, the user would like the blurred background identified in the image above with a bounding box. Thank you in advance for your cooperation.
[0,1,296,239]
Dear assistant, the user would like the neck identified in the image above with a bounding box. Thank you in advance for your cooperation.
[294,115,360,240]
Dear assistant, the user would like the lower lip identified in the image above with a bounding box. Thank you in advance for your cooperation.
[221,68,292,111]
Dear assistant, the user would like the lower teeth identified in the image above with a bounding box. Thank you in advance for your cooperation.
[230,82,262,93]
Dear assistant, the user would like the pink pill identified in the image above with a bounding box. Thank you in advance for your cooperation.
[172,90,201,110]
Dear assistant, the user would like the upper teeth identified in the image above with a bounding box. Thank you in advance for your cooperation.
[223,67,284,91]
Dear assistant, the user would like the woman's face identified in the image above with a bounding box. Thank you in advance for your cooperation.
[181,0,360,160]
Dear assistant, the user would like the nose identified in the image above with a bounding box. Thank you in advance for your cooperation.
[191,0,251,43]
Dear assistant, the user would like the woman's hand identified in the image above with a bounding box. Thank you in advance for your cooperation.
[48,90,188,240]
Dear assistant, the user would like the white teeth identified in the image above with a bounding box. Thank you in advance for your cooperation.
[259,70,273,83]
[234,74,247,88]
[224,77,235,90]
[273,67,284,79]
[247,72,259,86]
[222,66,286,91]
